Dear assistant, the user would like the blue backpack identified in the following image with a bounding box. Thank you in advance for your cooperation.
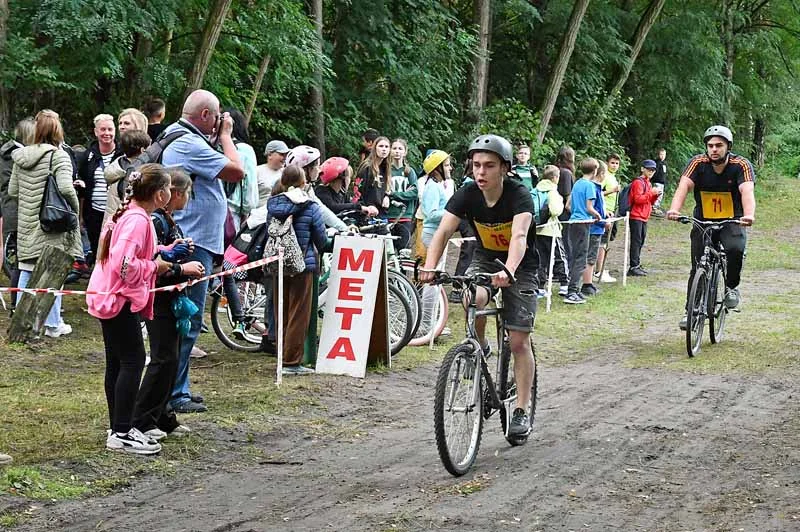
[530,188,551,225]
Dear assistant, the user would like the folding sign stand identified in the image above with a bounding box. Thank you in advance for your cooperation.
[316,235,390,378]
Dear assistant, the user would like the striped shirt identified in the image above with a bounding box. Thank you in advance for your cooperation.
[91,152,115,212]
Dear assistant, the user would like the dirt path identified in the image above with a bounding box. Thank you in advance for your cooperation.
[12,347,799,531]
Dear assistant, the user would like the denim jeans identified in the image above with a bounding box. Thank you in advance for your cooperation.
[170,246,215,408]
[18,270,63,328]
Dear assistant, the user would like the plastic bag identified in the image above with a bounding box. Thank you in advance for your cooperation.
[171,294,199,337]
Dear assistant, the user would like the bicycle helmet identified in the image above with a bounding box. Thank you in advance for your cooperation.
[422,150,450,175]
[319,157,350,184]
[285,145,321,168]
[703,125,733,146]
[468,134,513,165]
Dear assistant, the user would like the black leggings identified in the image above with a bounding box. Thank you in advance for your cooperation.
[100,302,146,434]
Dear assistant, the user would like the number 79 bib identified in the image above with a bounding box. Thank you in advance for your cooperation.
[699,191,734,219]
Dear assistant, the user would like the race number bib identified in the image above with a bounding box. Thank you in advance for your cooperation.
[699,191,734,219]
[474,221,512,251]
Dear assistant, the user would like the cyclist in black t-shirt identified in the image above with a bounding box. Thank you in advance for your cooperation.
[667,125,755,330]
[420,134,537,439]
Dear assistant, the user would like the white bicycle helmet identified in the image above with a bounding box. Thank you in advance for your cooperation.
[285,145,321,168]
[703,125,733,146]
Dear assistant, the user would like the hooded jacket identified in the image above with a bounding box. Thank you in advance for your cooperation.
[9,144,83,263]
[267,188,327,272]
[629,174,659,222]
[0,140,21,238]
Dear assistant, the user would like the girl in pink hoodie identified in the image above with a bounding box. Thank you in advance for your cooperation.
[87,163,179,455]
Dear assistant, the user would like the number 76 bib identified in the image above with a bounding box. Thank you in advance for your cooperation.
[474,221,512,251]
[699,191,734,219]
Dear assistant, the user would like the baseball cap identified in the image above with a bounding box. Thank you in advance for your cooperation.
[265,140,289,155]
[641,159,657,169]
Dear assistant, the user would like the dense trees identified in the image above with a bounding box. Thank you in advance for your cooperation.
[1,0,799,174]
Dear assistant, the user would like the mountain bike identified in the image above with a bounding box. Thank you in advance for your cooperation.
[209,280,267,352]
[422,260,538,476]
[678,216,741,357]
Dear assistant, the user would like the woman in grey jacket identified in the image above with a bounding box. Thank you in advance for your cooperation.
[9,110,83,338]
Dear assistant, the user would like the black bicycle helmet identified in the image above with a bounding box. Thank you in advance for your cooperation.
[468,134,513,165]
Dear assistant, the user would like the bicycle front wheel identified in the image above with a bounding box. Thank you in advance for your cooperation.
[434,343,484,477]
[686,268,707,357]
[708,264,728,344]
[210,281,266,353]
[499,340,538,446]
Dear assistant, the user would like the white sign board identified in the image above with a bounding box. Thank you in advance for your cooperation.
[316,236,385,378]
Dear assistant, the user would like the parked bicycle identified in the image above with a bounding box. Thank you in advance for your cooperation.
[420,260,537,476]
[678,216,741,357]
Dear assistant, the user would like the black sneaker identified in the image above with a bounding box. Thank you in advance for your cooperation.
[260,336,277,355]
[563,293,585,305]
[580,284,599,297]
[628,267,647,277]
[448,289,462,304]
[508,408,530,437]
[173,401,207,414]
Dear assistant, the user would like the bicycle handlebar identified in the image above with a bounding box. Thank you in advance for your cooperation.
[676,216,742,228]
[414,258,516,287]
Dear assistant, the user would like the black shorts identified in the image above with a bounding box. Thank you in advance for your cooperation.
[465,256,537,332]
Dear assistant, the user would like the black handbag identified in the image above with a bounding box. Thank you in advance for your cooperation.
[39,152,79,234]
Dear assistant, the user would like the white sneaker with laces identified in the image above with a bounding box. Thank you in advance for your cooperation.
[143,428,168,441]
[600,270,617,283]
[106,428,161,455]
[45,322,72,338]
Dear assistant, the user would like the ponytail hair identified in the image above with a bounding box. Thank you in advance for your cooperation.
[97,163,171,264]
[271,165,305,195]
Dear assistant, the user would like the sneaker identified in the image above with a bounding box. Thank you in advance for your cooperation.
[173,400,208,414]
[45,322,72,338]
[190,346,208,359]
[558,285,569,297]
[231,321,248,339]
[563,293,585,305]
[106,429,161,455]
[535,288,547,299]
[282,365,315,376]
[200,322,209,334]
[508,408,531,437]
[652,208,665,218]
[679,314,688,331]
[260,336,277,355]
[627,267,647,277]
[169,425,192,438]
[580,284,599,297]
[440,327,452,337]
[448,289,462,304]
[600,270,617,283]
[190,393,205,404]
[0,452,12,465]
[143,428,168,441]
[724,287,740,309]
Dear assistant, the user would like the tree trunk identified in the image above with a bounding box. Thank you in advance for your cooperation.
[245,54,272,127]
[310,0,326,155]
[128,34,153,103]
[720,0,735,123]
[0,0,9,134]
[8,245,73,343]
[589,0,666,135]
[163,29,173,64]
[752,117,765,167]
[184,0,233,100]
[525,0,551,107]
[468,0,492,123]
[537,0,591,144]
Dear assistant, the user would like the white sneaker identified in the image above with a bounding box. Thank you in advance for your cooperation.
[600,271,617,283]
[143,428,168,441]
[106,428,161,455]
[45,322,72,338]
[558,285,569,297]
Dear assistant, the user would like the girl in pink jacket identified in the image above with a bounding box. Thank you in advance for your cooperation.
[87,163,181,455]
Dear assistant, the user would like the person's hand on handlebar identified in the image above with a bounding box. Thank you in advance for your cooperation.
[666,209,681,221]
[492,269,513,288]
[361,205,379,217]
[418,267,436,283]
[740,215,754,226]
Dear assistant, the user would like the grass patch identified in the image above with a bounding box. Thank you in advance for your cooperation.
[0,466,89,500]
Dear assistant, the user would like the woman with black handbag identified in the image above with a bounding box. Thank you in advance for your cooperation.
[9,109,82,338]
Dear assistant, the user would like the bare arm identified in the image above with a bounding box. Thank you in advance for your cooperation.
[666,176,694,219]
[215,114,245,183]
[739,181,755,225]
[586,198,601,220]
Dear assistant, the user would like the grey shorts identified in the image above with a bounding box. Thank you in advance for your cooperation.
[587,234,603,265]
[465,256,538,332]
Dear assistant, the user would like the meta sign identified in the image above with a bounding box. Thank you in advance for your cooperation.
[316,236,387,378]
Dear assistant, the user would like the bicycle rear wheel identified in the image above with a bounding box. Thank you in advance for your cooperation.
[499,340,538,446]
[434,343,484,477]
[408,285,448,346]
[708,264,728,344]
[210,281,266,353]
[387,283,413,356]
[686,268,707,357]
[388,270,421,338]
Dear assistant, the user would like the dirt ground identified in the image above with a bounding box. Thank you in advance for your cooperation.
[8,344,799,531]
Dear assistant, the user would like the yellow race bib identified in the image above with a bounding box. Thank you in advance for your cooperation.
[699,191,734,219]
[474,221,513,251]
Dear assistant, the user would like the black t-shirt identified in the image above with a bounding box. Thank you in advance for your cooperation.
[557,167,573,221]
[680,153,755,220]
[445,178,538,269]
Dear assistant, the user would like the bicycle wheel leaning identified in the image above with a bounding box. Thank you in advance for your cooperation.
[408,285,448,346]
[388,270,421,338]
[686,268,708,357]
[210,281,266,353]
[498,340,538,446]
[434,343,484,477]
[387,283,413,356]
[708,263,728,344]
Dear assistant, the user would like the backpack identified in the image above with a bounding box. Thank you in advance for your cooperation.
[116,130,190,199]
[615,177,643,217]
[223,221,269,281]
[263,215,306,277]
[530,188,551,226]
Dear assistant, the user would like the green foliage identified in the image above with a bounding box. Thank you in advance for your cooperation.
[477,98,558,166]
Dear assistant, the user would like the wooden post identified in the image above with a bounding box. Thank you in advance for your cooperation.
[8,245,73,343]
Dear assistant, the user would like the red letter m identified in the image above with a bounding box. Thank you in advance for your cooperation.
[338,248,375,272]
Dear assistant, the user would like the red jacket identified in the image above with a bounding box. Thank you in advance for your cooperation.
[629,175,659,222]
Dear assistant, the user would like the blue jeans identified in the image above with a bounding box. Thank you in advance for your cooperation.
[18,270,63,328]
[170,246,214,408]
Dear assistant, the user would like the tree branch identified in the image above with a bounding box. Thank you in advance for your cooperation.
[151,30,267,53]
